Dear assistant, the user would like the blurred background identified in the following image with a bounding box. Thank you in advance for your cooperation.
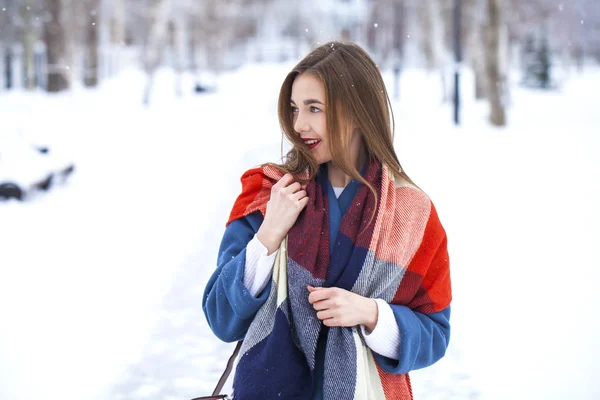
[0,0,599,399]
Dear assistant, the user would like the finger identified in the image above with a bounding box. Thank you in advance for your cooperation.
[298,196,310,209]
[308,288,331,304]
[323,318,340,327]
[285,182,302,193]
[316,310,334,320]
[274,173,294,189]
[292,190,307,201]
[312,299,332,311]
[307,285,326,292]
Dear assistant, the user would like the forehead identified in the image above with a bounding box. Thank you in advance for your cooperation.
[291,73,325,101]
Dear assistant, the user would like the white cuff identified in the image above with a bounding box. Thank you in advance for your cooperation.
[361,299,401,360]
[243,234,279,297]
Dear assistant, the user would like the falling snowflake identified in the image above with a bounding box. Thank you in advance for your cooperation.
[558,3,564,11]
[374,23,378,28]
[305,28,308,33]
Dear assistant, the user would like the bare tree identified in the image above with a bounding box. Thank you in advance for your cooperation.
[366,0,398,66]
[108,0,126,76]
[484,0,506,126]
[169,16,186,97]
[418,0,444,71]
[43,0,69,92]
[142,0,172,105]
[1,0,21,90]
[20,0,37,89]
[466,0,487,99]
[83,0,100,87]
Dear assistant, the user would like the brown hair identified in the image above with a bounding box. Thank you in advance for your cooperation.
[268,40,414,212]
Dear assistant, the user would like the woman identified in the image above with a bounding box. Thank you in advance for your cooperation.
[203,41,452,400]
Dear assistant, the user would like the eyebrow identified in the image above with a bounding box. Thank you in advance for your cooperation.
[290,99,325,105]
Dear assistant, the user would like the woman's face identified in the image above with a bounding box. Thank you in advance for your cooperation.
[290,73,332,164]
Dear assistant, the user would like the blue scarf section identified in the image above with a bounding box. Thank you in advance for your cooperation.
[313,163,364,399]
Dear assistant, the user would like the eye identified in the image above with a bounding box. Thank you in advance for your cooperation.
[291,106,299,114]
[310,106,321,113]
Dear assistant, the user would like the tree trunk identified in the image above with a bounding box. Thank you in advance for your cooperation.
[428,0,447,102]
[499,21,510,104]
[419,1,434,70]
[110,0,126,76]
[65,0,79,89]
[21,0,36,90]
[469,0,487,100]
[4,49,13,89]
[429,0,444,69]
[485,0,506,126]
[474,65,487,99]
[392,1,405,101]
[173,17,186,98]
[84,2,99,87]
[473,25,487,100]
[44,0,69,92]
[143,0,172,106]
[188,16,198,75]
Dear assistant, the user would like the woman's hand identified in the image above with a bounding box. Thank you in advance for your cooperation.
[257,174,309,255]
[307,286,379,331]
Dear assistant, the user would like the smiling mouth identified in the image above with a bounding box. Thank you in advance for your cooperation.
[302,139,321,150]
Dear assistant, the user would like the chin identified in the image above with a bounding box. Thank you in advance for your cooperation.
[313,151,331,166]
[316,157,332,165]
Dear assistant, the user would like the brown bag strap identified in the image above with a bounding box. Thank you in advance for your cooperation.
[212,341,242,396]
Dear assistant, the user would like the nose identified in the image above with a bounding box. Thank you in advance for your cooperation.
[293,111,310,134]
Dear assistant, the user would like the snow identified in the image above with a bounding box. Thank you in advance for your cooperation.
[1,63,599,400]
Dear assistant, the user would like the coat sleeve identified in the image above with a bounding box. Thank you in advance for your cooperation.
[373,305,451,374]
[202,211,271,342]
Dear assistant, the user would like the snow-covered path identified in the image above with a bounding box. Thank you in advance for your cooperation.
[1,65,598,400]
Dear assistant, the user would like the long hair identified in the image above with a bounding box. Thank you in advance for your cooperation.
[268,40,415,216]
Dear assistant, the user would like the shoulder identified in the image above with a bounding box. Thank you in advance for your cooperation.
[226,165,284,226]
[239,166,266,187]
[238,165,286,192]
[384,167,445,237]
[387,168,432,214]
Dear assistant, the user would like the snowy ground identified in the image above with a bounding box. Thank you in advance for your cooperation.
[1,62,599,400]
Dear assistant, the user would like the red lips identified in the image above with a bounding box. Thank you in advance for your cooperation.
[302,138,321,150]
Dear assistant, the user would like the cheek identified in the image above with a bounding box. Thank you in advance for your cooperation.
[316,116,328,139]
[315,141,332,164]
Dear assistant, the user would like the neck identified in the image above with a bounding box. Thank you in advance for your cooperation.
[328,145,367,187]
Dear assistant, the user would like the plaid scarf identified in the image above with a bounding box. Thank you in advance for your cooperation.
[227,159,451,400]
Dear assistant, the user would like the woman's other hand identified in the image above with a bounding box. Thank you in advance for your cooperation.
[307,286,379,331]
[257,173,309,255]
